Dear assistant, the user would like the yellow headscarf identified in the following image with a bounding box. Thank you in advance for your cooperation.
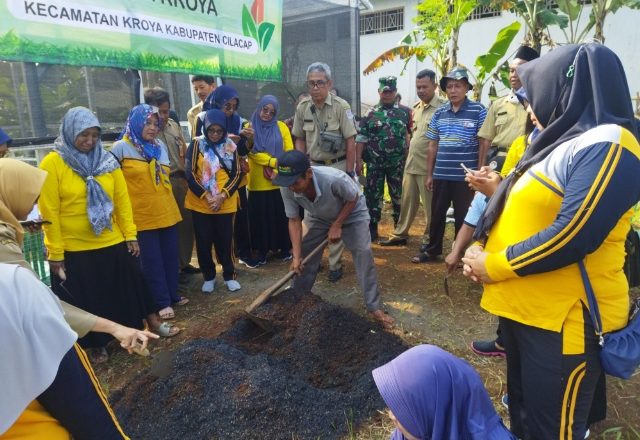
[0,159,47,245]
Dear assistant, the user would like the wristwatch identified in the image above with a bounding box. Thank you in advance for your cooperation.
[347,171,356,178]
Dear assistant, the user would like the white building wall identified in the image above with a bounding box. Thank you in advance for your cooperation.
[360,0,640,111]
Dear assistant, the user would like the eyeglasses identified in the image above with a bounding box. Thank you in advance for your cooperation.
[207,127,224,135]
[260,106,276,116]
[307,80,327,89]
[223,102,238,111]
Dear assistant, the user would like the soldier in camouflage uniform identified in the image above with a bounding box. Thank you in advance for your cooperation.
[356,76,411,240]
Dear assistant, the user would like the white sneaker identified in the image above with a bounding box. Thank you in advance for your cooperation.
[225,279,241,292]
[202,279,215,293]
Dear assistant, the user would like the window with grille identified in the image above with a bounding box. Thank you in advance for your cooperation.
[546,0,592,7]
[466,5,501,20]
[359,8,404,35]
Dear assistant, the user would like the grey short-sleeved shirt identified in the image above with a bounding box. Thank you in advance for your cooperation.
[280,166,369,225]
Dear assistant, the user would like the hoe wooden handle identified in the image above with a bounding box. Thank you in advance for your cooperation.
[245,239,328,313]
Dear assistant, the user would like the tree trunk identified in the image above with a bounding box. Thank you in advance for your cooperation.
[450,26,460,70]
[593,1,607,43]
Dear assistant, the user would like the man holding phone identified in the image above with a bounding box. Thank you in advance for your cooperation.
[412,67,486,263]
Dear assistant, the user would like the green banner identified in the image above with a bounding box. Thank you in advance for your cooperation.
[0,0,282,80]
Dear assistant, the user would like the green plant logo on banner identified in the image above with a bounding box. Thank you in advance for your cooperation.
[0,0,283,81]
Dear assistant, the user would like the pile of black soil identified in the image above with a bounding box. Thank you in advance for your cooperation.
[112,289,408,439]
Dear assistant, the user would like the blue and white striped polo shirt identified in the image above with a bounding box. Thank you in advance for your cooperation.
[426,98,487,181]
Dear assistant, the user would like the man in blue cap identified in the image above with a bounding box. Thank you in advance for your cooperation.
[411,67,487,264]
[273,150,394,329]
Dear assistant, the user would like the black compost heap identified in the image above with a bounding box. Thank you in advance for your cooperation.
[112,289,408,439]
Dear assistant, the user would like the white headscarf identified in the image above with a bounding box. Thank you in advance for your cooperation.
[0,264,77,435]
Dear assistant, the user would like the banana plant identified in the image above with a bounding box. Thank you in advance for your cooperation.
[363,0,477,81]
[478,0,569,51]
[472,21,522,100]
[557,0,640,44]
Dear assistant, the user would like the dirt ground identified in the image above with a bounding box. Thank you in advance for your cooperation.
[96,205,640,440]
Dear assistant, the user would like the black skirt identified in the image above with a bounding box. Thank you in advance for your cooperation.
[52,242,156,348]
[248,189,291,257]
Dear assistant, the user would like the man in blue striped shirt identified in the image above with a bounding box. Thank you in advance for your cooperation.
[412,67,487,263]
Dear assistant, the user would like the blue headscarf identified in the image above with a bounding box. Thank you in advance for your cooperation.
[373,345,515,440]
[0,128,12,146]
[202,109,228,147]
[120,104,167,186]
[200,110,235,192]
[53,107,119,236]
[203,85,242,135]
[120,104,161,162]
[250,95,283,157]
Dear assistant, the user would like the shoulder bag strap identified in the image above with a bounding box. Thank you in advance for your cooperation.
[578,260,605,345]
[309,104,327,134]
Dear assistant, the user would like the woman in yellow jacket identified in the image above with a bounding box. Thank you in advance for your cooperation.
[185,109,243,293]
[246,95,294,264]
[111,104,187,321]
[39,107,177,363]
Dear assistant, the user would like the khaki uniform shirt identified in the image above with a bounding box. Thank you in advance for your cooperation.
[158,119,187,176]
[477,93,528,151]
[187,102,203,138]
[292,94,358,163]
[404,95,447,175]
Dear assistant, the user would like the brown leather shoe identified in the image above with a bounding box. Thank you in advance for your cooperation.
[378,237,407,246]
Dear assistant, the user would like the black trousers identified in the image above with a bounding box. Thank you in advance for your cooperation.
[234,186,252,259]
[37,344,128,439]
[192,211,236,282]
[424,179,474,256]
[500,304,605,440]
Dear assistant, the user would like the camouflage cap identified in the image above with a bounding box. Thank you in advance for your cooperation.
[439,67,472,91]
[378,76,397,92]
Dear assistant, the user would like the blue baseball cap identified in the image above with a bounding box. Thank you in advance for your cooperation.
[272,150,311,187]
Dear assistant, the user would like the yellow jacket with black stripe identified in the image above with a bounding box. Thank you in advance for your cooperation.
[184,138,242,214]
[482,124,640,334]
[110,139,182,232]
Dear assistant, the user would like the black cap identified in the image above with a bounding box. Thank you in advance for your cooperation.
[514,45,539,62]
[272,150,311,187]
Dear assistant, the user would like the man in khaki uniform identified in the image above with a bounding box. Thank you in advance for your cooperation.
[379,69,446,248]
[186,75,216,136]
[145,87,199,277]
[292,62,358,282]
[478,45,539,171]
